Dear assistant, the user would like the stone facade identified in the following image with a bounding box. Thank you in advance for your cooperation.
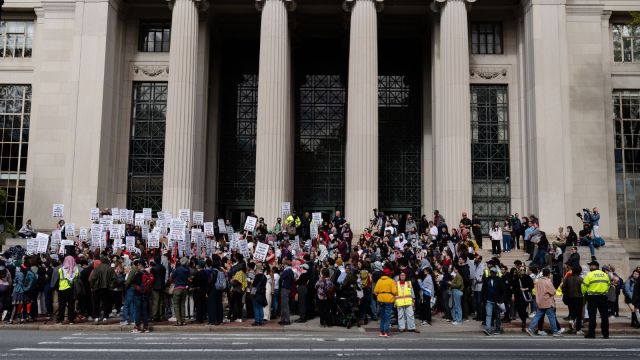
[1,0,638,237]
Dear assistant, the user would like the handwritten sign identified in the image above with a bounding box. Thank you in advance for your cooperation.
[253,242,269,262]
[52,204,64,218]
[244,216,257,232]
[192,211,204,226]
[90,208,100,221]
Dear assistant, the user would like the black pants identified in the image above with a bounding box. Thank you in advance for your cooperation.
[92,288,111,319]
[111,290,123,314]
[57,289,75,323]
[474,232,483,249]
[318,299,330,326]
[207,289,224,325]
[491,240,501,255]
[297,286,308,320]
[421,296,432,324]
[586,295,609,337]
[229,291,243,320]
[194,289,207,322]
[514,298,529,327]
[567,297,583,331]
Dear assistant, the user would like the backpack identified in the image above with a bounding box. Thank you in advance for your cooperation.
[135,270,154,295]
[211,269,227,291]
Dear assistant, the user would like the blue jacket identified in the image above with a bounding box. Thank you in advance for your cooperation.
[171,265,190,287]
[12,270,36,295]
[591,213,600,226]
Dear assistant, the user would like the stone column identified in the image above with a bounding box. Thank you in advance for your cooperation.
[434,0,473,223]
[162,0,203,214]
[254,0,295,224]
[344,0,382,232]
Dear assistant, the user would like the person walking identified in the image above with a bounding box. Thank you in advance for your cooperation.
[395,272,419,333]
[374,267,397,337]
[582,260,610,338]
[526,268,563,337]
[482,265,505,335]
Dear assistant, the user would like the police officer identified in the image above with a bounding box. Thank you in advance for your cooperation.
[581,260,610,338]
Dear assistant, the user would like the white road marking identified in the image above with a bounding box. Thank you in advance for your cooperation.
[12,348,640,353]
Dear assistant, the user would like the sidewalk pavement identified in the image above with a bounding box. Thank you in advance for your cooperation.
[2,312,639,335]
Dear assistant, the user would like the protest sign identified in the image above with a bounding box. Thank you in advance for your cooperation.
[281,202,291,218]
[244,216,257,232]
[112,208,120,220]
[143,208,152,221]
[36,233,49,253]
[90,208,100,221]
[126,236,136,252]
[310,224,318,240]
[179,209,190,223]
[217,219,226,234]
[192,211,204,226]
[204,222,214,236]
[127,210,134,225]
[253,242,269,262]
[52,204,64,218]
[312,212,322,224]
[65,223,76,238]
[147,232,160,249]
[319,248,329,261]
[91,231,101,249]
[119,209,128,223]
[109,224,120,239]
[135,213,144,227]
[230,233,239,250]
[78,227,87,241]
[114,238,123,249]
[238,239,249,258]
[99,216,112,226]
[141,225,149,240]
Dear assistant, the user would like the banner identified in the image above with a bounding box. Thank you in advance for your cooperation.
[253,242,269,262]
[52,204,64,218]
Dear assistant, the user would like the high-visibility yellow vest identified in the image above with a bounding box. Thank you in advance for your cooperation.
[395,281,413,307]
[581,269,610,296]
[58,267,78,291]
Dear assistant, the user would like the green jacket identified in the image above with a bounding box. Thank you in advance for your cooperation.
[450,273,464,291]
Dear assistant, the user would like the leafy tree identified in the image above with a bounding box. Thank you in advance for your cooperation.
[631,12,640,27]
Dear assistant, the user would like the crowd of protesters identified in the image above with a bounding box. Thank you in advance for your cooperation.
[0,206,638,338]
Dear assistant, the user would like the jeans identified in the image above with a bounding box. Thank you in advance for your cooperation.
[484,301,502,332]
[474,290,483,319]
[502,234,511,251]
[271,289,279,317]
[397,305,416,330]
[122,287,136,323]
[451,288,463,323]
[592,225,600,239]
[134,294,149,328]
[370,295,378,320]
[528,307,559,334]
[280,288,291,323]
[253,298,264,324]
[379,302,393,333]
[587,239,596,257]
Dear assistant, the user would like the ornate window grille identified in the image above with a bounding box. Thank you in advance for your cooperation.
[378,74,421,213]
[294,73,346,210]
[218,73,258,209]
[470,85,510,234]
[127,82,167,211]
[0,21,34,58]
[139,21,171,53]
[613,90,640,238]
[0,84,31,227]
[471,22,503,55]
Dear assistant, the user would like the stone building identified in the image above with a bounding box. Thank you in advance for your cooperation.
[0,0,638,236]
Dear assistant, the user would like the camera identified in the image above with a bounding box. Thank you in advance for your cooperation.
[583,208,591,213]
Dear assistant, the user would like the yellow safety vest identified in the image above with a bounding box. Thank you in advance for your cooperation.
[581,269,610,296]
[58,267,78,291]
[395,281,413,307]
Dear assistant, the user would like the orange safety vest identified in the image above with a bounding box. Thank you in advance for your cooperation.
[395,281,413,307]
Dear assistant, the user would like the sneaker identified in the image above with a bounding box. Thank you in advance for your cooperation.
[558,328,566,334]
[492,331,501,335]
[94,318,99,324]
[537,330,548,336]
[528,313,535,319]
[383,332,389,338]
[168,317,177,322]
[223,318,230,323]
[525,328,535,336]
[102,318,108,324]
[553,332,562,337]
[119,321,128,326]
[234,319,243,323]
[483,329,491,336]
[131,328,141,333]
[451,321,462,326]
[379,332,385,337]
[576,330,584,336]
[421,322,431,327]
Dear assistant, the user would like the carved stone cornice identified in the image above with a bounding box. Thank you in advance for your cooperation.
[256,0,296,12]
[469,67,508,81]
[343,0,384,13]
[131,63,170,81]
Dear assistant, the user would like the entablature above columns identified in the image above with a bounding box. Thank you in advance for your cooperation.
[255,0,296,12]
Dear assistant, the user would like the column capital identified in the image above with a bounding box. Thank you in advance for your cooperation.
[343,0,384,13]
[167,0,210,13]
[256,0,296,12]
[430,0,475,13]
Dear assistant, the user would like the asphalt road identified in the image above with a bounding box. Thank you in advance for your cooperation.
[0,330,638,360]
